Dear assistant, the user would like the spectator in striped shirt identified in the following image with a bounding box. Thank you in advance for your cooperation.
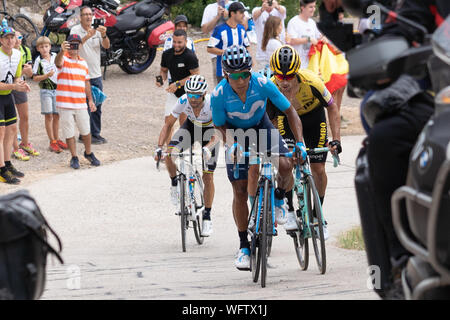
[207,1,250,85]
[55,34,100,169]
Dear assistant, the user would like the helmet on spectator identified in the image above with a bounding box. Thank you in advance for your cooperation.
[185,75,208,94]
[222,45,252,73]
[270,45,301,76]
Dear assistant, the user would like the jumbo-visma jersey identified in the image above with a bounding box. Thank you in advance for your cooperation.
[211,73,290,129]
[0,48,22,95]
[271,69,334,116]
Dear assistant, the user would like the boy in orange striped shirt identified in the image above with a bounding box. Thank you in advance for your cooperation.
[55,34,100,169]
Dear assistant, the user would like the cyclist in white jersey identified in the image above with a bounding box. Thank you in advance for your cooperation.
[155,75,219,237]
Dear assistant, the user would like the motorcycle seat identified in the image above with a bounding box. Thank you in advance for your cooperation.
[135,1,164,19]
[113,14,147,32]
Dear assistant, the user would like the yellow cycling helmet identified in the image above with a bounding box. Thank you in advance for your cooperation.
[270,45,301,76]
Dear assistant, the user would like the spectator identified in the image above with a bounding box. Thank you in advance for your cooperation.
[157,29,199,146]
[32,36,67,153]
[164,15,195,53]
[55,34,100,169]
[286,0,325,69]
[70,6,110,144]
[207,1,250,84]
[252,0,286,69]
[0,26,29,184]
[201,0,230,36]
[260,16,283,69]
[11,31,39,160]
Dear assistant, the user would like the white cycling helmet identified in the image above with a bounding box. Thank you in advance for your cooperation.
[184,75,208,95]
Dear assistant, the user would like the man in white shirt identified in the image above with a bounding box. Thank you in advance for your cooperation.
[286,0,324,69]
[70,6,110,144]
[252,0,286,69]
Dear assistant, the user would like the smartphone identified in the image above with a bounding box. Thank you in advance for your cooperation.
[69,42,79,50]
[268,0,273,6]
[156,75,163,85]
[92,18,104,29]
[219,0,225,8]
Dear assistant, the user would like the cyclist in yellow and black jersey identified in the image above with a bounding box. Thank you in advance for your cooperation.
[265,45,341,235]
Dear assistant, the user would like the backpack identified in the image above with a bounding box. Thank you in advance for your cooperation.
[0,190,63,300]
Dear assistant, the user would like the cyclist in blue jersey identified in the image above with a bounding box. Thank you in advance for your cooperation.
[210,45,307,270]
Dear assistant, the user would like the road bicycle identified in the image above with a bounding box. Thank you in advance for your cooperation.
[156,147,205,253]
[234,147,293,288]
[1,0,39,47]
[287,147,340,275]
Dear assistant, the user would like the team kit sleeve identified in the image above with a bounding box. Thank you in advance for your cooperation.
[171,96,187,119]
[309,72,334,106]
[211,87,226,127]
[262,78,290,112]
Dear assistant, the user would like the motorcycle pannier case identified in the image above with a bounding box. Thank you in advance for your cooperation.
[0,190,63,300]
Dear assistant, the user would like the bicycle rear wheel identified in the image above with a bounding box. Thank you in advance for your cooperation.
[306,175,326,274]
[260,179,272,288]
[192,171,205,245]
[11,14,39,48]
[179,175,188,252]
[250,187,261,283]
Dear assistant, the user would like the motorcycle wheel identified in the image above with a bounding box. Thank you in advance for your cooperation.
[119,40,156,74]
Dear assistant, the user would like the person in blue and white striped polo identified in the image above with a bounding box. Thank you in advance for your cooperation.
[207,1,250,85]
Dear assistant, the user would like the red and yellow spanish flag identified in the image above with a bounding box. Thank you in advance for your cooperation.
[307,41,349,94]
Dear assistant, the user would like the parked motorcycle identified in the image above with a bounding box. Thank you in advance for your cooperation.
[41,0,184,75]
[318,0,449,299]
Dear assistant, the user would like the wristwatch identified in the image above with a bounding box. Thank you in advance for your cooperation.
[176,81,181,89]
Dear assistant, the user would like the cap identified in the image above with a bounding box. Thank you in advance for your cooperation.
[67,34,82,43]
[0,27,16,38]
[228,1,245,13]
[174,15,188,25]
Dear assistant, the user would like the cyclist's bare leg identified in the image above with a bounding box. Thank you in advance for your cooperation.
[165,152,177,178]
[276,157,294,191]
[247,164,259,198]
[202,171,214,208]
[231,179,249,232]
[310,162,327,198]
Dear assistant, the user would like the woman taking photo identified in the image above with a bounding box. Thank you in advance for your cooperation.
[259,15,283,69]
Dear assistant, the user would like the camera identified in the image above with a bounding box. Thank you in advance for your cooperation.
[92,18,104,29]
[268,0,273,6]
[156,75,163,85]
[69,42,79,50]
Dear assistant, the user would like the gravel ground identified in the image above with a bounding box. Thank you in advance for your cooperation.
[0,37,364,194]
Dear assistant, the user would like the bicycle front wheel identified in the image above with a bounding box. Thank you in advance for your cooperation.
[306,175,326,274]
[192,171,205,245]
[293,206,309,271]
[260,179,272,288]
[11,14,39,48]
[179,175,188,253]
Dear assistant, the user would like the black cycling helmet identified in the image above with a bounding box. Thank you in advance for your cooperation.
[270,45,301,76]
[222,45,252,73]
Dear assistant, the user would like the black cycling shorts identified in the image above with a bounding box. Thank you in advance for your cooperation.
[224,113,290,182]
[168,119,218,173]
[272,106,328,163]
[0,94,18,127]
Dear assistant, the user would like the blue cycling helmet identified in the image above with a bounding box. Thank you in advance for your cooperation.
[222,45,252,73]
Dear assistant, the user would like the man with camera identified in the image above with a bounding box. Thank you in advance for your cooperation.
[70,6,110,145]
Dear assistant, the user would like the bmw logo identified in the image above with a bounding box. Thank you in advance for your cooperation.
[419,148,432,170]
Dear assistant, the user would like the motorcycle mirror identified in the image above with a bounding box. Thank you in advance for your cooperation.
[431,15,450,66]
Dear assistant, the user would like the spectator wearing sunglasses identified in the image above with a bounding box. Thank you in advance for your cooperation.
[155,75,219,237]
[265,45,341,235]
[210,45,306,271]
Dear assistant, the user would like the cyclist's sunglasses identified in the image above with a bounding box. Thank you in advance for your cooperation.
[228,71,251,80]
[274,74,296,81]
[187,93,203,99]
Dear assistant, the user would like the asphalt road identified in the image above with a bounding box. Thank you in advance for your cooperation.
[22,135,378,300]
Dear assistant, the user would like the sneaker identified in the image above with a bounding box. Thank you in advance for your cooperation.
[201,220,213,237]
[234,248,251,271]
[170,185,178,206]
[56,140,68,150]
[0,169,20,184]
[13,149,30,161]
[84,151,100,166]
[70,156,80,169]
[20,142,40,156]
[274,199,288,225]
[91,135,107,145]
[49,141,62,153]
[284,211,298,231]
[6,164,24,178]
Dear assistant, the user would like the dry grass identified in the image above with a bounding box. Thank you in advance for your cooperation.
[337,226,365,251]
